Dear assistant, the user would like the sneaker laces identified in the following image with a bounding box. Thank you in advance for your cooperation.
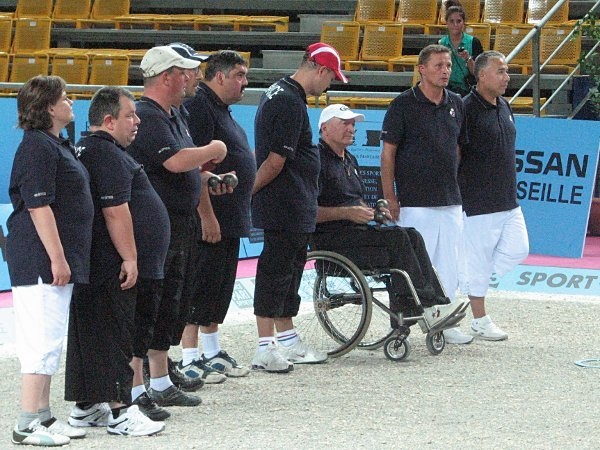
[124,407,152,428]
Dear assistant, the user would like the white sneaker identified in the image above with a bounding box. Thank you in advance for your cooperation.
[69,402,111,427]
[443,327,474,344]
[46,418,87,439]
[12,419,70,446]
[107,405,165,436]
[279,339,328,364]
[203,350,250,377]
[251,343,294,373]
[424,302,463,329]
[471,316,508,341]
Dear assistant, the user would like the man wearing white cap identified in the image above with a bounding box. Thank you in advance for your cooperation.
[314,104,466,331]
[127,46,227,409]
[251,42,346,373]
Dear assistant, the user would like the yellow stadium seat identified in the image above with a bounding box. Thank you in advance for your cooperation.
[346,23,404,71]
[52,0,91,27]
[15,0,52,18]
[493,25,533,74]
[0,52,8,81]
[12,18,51,53]
[395,0,438,33]
[9,53,49,82]
[526,0,570,25]
[50,52,89,85]
[89,53,129,86]
[0,16,12,53]
[482,0,525,26]
[235,16,289,32]
[77,0,130,28]
[320,21,361,62]
[354,0,396,24]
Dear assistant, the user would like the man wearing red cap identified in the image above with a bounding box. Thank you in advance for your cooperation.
[251,42,346,373]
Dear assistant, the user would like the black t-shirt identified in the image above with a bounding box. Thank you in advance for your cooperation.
[76,131,171,283]
[381,86,466,207]
[6,130,94,286]
[459,90,518,216]
[252,76,320,232]
[316,139,365,232]
[127,96,201,216]
[185,83,256,238]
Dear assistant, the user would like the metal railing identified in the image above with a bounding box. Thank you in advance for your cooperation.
[507,0,600,117]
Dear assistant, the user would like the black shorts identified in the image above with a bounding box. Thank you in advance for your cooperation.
[151,213,198,351]
[65,277,135,404]
[133,277,162,358]
[186,237,240,326]
[253,231,310,318]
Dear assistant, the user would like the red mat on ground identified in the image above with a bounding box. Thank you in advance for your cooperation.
[522,236,600,270]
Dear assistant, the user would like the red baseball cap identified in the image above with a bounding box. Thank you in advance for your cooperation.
[307,42,348,83]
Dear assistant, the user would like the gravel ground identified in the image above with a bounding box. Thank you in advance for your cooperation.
[1,290,599,449]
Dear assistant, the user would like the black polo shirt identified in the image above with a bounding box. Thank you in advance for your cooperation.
[76,131,171,283]
[6,130,94,286]
[127,96,201,216]
[381,86,466,207]
[459,89,518,216]
[185,83,256,238]
[252,76,320,232]
[316,139,365,233]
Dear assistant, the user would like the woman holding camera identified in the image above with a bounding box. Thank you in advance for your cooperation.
[439,0,483,96]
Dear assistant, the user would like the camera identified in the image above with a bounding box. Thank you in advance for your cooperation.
[457,46,465,53]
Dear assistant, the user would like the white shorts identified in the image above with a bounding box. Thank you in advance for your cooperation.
[461,206,529,297]
[12,280,73,375]
[398,205,463,301]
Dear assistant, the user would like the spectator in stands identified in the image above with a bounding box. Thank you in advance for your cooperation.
[314,104,467,328]
[439,0,484,96]
[65,87,167,435]
[177,50,256,380]
[251,42,346,372]
[380,44,473,344]
[127,46,226,408]
[459,51,529,340]
[7,75,93,446]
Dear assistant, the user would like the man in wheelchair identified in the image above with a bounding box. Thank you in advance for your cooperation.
[312,104,468,329]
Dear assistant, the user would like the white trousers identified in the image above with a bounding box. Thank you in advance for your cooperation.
[398,205,463,301]
[12,280,73,375]
[461,206,529,297]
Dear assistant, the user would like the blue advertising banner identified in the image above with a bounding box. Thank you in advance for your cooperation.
[0,203,11,290]
[514,117,599,257]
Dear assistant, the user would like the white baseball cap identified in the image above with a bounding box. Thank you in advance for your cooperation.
[140,45,201,78]
[318,104,365,129]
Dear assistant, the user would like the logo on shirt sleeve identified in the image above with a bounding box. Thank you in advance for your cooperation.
[265,84,284,100]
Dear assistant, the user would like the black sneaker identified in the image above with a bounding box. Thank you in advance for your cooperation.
[168,357,205,392]
[148,385,202,407]
[132,392,171,421]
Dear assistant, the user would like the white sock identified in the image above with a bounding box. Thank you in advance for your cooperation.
[182,347,199,366]
[257,337,275,353]
[277,328,299,347]
[201,331,221,359]
[150,374,173,392]
[131,384,146,402]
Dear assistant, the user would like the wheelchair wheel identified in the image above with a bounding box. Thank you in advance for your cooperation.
[294,251,373,357]
[352,277,393,350]
[383,335,411,361]
[425,331,445,355]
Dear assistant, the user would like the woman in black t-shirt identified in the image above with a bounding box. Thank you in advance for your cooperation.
[7,76,93,445]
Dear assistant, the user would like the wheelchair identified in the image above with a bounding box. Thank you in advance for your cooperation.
[293,250,467,362]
